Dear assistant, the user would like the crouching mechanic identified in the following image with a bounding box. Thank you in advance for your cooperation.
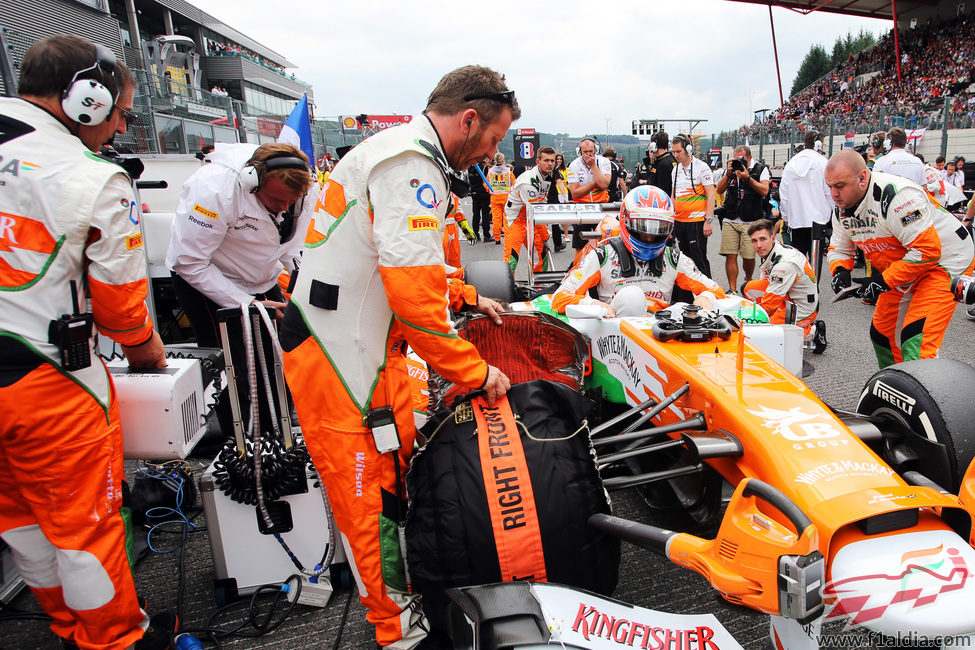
[280,65,514,648]
[504,145,556,272]
[826,149,975,368]
[0,34,175,648]
[744,220,827,353]
[166,142,315,347]
[552,186,725,317]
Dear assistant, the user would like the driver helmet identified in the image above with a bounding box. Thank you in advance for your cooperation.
[619,185,674,262]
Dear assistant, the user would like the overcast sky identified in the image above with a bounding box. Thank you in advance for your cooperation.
[191,0,885,138]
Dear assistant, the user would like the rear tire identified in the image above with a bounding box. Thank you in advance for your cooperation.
[464,260,516,304]
[856,359,975,491]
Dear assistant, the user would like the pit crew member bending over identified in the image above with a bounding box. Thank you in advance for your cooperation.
[552,186,726,317]
[744,220,827,353]
[0,34,174,649]
[826,149,975,368]
[280,65,514,649]
[166,142,315,347]
[504,146,556,272]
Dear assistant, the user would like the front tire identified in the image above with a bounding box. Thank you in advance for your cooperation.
[464,260,516,304]
[856,359,975,491]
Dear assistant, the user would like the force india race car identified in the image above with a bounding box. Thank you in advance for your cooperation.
[434,253,975,650]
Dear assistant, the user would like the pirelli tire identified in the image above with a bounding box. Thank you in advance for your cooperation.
[464,260,516,304]
[856,359,975,492]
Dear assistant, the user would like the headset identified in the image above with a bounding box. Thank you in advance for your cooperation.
[813,134,824,153]
[673,134,693,156]
[576,136,601,157]
[61,43,118,126]
[871,132,887,152]
[239,154,309,193]
[648,131,670,155]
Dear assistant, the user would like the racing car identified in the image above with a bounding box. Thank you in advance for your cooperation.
[450,254,975,649]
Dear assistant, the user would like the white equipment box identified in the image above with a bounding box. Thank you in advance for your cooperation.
[199,459,342,607]
[106,357,208,459]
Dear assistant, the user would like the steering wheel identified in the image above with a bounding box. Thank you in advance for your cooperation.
[651,305,733,343]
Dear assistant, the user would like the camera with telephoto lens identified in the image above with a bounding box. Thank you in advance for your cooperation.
[731,157,747,173]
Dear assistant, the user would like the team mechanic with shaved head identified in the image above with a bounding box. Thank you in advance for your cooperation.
[826,149,975,368]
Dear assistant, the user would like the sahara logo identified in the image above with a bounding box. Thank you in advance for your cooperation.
[0,212,62,290]
[824,545,969,628]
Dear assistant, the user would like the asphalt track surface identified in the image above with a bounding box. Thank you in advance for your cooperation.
[6,208,975,649]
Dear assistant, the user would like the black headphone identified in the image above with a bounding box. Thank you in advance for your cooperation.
[239,154,309,193]
[576,136,601,157]
[61,44,118,126]
[871,132,886,152]
[673,134,693,156]
[466,117,473,126]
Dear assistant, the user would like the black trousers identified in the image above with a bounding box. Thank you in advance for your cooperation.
[673,220,711,277]
[470,194,492,239]
[172,273,285,438]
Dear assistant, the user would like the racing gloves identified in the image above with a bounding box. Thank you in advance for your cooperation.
[459,219,479,244]
[857,273,889,304]
[831,267,852,294]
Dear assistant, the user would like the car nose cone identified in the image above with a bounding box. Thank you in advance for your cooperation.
[827,529,975,640]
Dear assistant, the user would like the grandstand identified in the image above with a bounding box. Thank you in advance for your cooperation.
[717,6,975,176]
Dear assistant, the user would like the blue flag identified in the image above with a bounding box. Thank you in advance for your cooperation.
[277,94,314,166]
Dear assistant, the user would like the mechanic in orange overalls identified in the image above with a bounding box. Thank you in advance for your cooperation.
[281,66,515,648]
[826,149,975,368]
[0,35,172,649]
[503,146,557,273]
[442,193,478,270]
[486,153,513,244]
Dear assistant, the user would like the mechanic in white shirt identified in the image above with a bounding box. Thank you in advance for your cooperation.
[566,137,612,257]
[779,131,831,264]
[947,156,966,188]
[166,142,315,347]
[872,127,925,186]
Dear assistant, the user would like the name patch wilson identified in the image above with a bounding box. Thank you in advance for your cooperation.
[193,204,219,220]
[408,216,439,231]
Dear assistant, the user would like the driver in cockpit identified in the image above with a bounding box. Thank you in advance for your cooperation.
[551,185,725,317]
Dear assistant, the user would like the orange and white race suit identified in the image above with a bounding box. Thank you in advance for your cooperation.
[486,164,513,240]
[503,166,553,272]
[0,97,155,649]
[567,155,611,203]
[827,171,975,367]
[551,238,725,314]
[743,241,819,334]
[280,116,488,649]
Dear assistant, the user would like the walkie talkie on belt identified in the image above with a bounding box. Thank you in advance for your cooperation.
[48,280,93,371]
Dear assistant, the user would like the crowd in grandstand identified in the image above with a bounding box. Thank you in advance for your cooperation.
[203,38,292,77]
[728,13,975,144]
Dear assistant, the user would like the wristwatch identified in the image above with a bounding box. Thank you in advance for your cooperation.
[705,217,714,223]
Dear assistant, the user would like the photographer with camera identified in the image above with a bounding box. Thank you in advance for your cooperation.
[715,144,770,293]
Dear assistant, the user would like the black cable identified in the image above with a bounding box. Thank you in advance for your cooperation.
[330,590,354,650]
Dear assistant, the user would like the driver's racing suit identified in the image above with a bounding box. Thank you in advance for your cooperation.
[827,171,975,367]
[281,116,489,648]
[504,166,553,272]
[744,240,819,334]
[551,237,725,314]
[0,97,154,649]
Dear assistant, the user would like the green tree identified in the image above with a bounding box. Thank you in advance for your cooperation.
[790,44,832,97]
[789,29,877,97]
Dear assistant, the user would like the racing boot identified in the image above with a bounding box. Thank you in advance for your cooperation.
[812,320,827,354]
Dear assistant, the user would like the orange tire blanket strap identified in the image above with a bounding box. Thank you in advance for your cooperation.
[471,394,548,582]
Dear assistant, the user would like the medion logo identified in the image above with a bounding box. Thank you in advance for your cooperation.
[872,380,915,415]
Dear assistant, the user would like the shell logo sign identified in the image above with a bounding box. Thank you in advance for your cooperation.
[341,115,413,131]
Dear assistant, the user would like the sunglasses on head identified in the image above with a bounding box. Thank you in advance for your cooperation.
[463,90,515,106]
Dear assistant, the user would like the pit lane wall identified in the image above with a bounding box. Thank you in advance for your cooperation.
[720,127,975,173]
